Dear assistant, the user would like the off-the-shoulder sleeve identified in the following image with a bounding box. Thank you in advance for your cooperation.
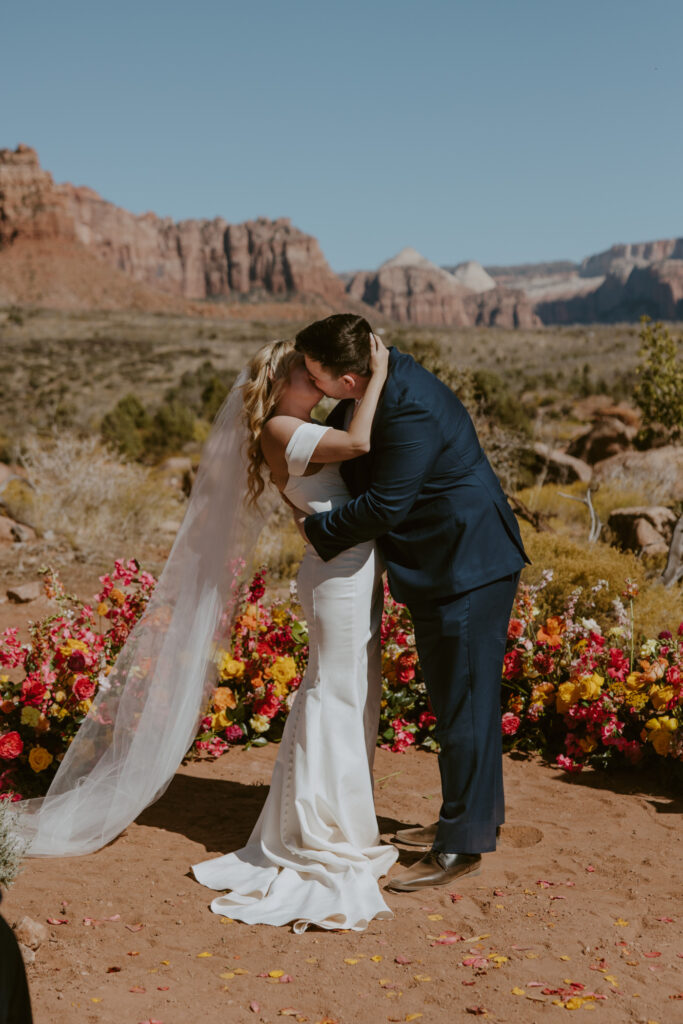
[285,422,331,476]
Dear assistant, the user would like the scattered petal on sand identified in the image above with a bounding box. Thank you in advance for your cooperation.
[614,918,629,926]
[249,1002,260,1013]
[394,956,413,965]
[196,952,212,958]
[129,985,146,993]
[46,918,68,925]
[126,923,144,932]
[449,893,464,902]
[511,987,525,996]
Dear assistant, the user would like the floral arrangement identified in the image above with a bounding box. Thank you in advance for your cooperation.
[500,573,683,773]
[0,560,155,800]
[191,570,309,758]
[1,564,681,802]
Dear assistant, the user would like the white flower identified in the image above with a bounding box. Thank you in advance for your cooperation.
[639,639,657,658]
[580,618,601,634]
[249,713,270,734]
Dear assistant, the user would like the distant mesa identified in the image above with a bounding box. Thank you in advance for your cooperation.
[0,143,346,312]
[1,144,681,325]
[346,247,539,329]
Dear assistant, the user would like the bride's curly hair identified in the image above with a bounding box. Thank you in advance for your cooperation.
[243,339,301,505]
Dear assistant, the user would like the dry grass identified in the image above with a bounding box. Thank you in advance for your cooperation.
[520,525,683,637]
[18,433,182,558]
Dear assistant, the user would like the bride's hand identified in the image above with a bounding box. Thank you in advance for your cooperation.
[369,333,389,379]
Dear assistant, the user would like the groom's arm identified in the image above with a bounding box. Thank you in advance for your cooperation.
[304,401,440,561]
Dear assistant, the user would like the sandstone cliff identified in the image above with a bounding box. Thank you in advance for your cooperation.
[0,144,346,307]
[347,248,539,329]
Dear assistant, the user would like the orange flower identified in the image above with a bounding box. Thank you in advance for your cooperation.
[536,616,565,648]
[213,686,237,712]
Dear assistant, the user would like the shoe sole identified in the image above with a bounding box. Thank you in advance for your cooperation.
[385,864,481,893]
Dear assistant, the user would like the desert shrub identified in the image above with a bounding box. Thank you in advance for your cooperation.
[20,433,181,556]
[516,481,658,537]
[0,800,26,888]
[101,394,151,461]
[143,399,197,458]
[519,525,683,637]
[634,318,683,442]
[471,369,532,436]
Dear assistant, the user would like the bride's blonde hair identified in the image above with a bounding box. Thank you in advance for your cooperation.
[243,339,300,505]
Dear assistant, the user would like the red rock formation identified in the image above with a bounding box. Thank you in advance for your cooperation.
[347,248,539,329]
[0,144,346,306]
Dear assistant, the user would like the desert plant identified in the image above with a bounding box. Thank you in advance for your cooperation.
[20,432,181,556]
[634,318,683,442]
[0,801,27,889]
[101,394,152,460]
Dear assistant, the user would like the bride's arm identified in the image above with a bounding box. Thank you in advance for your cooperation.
[262,335,389,465]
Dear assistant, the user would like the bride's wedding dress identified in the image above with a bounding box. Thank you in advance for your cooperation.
[192,422,398,931]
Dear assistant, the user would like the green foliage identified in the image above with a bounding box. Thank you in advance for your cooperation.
[100,361,237,463]
[101,394,151,461]
[634,318,683,441]
[471,369,532,436]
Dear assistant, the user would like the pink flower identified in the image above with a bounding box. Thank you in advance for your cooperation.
[556,754,583,773]
[0,731,24,761]
[501,712,521,736]
[223,724,244,744]
[390,718,416,752]
[72,676,96,701]
[507,618,524,639]
[206,737,229,757]
[418,711,436,730]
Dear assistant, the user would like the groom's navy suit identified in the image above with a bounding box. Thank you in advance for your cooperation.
[305,347,529,854]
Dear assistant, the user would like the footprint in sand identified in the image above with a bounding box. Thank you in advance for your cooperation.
[498,824,544,848]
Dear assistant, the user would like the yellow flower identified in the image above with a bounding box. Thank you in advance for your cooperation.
[578,736,597,753]
[271,656,297,687]
[660,716,679,732]
[212,710,232,730]
[97,602,109,616]
[212,686,237,712]
[249,713,270,734]
[110,588,126,606]
[217,651,245,680]
[77,699,92,714]
[649,685,674,710]
[556,682,580,713]
[271,608,288,626]
[20,706,42,728]
[578,674,603,701]
[651,730,672,756]
[624,672,645,692]
[58,638,89,659]
[28,746,54,773]
[644,717,661,731]
[54,690,67,704]
[531,682,556,707]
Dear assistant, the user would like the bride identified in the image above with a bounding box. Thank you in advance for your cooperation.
[17,330,398,933]
[192,333,399,931]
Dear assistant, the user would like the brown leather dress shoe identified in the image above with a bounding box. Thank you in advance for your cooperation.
[393,823,501,852]
[385,851,482,892]
[392,822,438,848]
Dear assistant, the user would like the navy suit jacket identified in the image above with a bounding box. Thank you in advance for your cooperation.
[304,348,529,605]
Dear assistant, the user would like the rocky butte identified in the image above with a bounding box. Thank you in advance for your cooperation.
[346,248,540,329]
[0,144,346,307]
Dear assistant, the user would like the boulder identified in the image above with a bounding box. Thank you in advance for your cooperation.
[7,581,42,603]
[533,443,593,484]
[607,506,677,557]
[567,415,638,465]
[0,516,37,544]
[14,916,48,951]
[661,514,683,586]
[593,446,683,502]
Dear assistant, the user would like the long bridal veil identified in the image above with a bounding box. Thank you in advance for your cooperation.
[17,370,275,856]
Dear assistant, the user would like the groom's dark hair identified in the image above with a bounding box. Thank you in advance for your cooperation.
[295,313,373,377]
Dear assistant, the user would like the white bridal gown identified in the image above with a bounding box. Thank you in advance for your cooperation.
[192,422,398,931]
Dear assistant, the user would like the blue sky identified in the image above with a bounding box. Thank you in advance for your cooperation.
[3,0,682,271]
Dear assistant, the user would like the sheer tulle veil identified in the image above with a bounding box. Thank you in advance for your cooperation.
[17,370,276,856]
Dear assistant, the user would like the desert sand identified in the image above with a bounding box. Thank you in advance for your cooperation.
[3,738,682,1024]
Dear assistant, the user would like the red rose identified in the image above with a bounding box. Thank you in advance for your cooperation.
[501,712,521,736]
[503,649,523,679]
[0,731,24,760]
[418,711,437,729]
[72,675,96,701]
[68,651,87,671]
[395,651,417,684]
[253,687,281,720]
[21,677,47,706]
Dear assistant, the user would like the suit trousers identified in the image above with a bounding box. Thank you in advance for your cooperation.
[407,571,520,855]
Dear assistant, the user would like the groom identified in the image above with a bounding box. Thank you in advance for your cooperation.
[295,313,529,892]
